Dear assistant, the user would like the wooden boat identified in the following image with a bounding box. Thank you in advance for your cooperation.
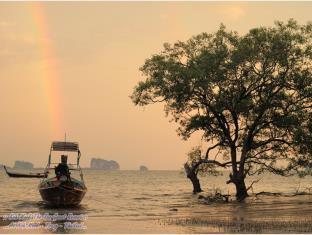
[38,141,87,207]
[3,166,47,178]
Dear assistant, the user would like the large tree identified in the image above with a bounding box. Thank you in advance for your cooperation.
[131,19,312,201]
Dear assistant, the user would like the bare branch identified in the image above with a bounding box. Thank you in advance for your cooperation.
[205,142,222,160]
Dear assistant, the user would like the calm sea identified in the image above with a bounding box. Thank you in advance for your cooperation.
[0,168,311,233]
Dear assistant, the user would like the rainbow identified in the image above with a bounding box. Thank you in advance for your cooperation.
[30,2,64,138]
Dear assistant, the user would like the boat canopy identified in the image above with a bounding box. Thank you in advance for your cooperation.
[51,141,79,152]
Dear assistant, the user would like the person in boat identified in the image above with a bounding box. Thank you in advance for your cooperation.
[55,155,70,180]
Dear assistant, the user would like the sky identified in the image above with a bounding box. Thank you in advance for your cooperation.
[0,2,311,170]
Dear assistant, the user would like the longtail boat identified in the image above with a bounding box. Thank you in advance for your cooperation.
[38,141,87,207]
[3,166,47,178]
[4,141,87,207]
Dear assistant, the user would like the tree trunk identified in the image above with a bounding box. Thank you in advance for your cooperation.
[229,146,248,201]
[234,176,248,201]
[184,163,202,193]
[188,171,202,194]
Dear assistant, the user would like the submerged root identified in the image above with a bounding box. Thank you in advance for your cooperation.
[199,190,312,204]
[255,191,283,196]
[198,192,230,203]
[255,191,312,197]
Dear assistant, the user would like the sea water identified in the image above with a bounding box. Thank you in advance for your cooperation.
[0,169,311,233]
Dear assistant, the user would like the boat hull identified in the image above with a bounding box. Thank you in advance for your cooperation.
[39,178,86,207]
[3,166,46,178]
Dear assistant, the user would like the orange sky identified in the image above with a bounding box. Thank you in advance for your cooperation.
[0,2,311,169]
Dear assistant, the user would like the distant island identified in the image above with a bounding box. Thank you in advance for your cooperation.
[14,161,34,169]
[139,165,148,171]
[90,158,120,170]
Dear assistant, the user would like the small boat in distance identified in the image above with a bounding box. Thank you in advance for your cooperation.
[38,141,87,207]
[3,166,47,178]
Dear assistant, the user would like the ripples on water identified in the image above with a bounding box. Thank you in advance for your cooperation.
[0,169,311,233]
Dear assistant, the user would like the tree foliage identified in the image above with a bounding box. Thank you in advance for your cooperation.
[132,19,312,199]
[186,146,222,177]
